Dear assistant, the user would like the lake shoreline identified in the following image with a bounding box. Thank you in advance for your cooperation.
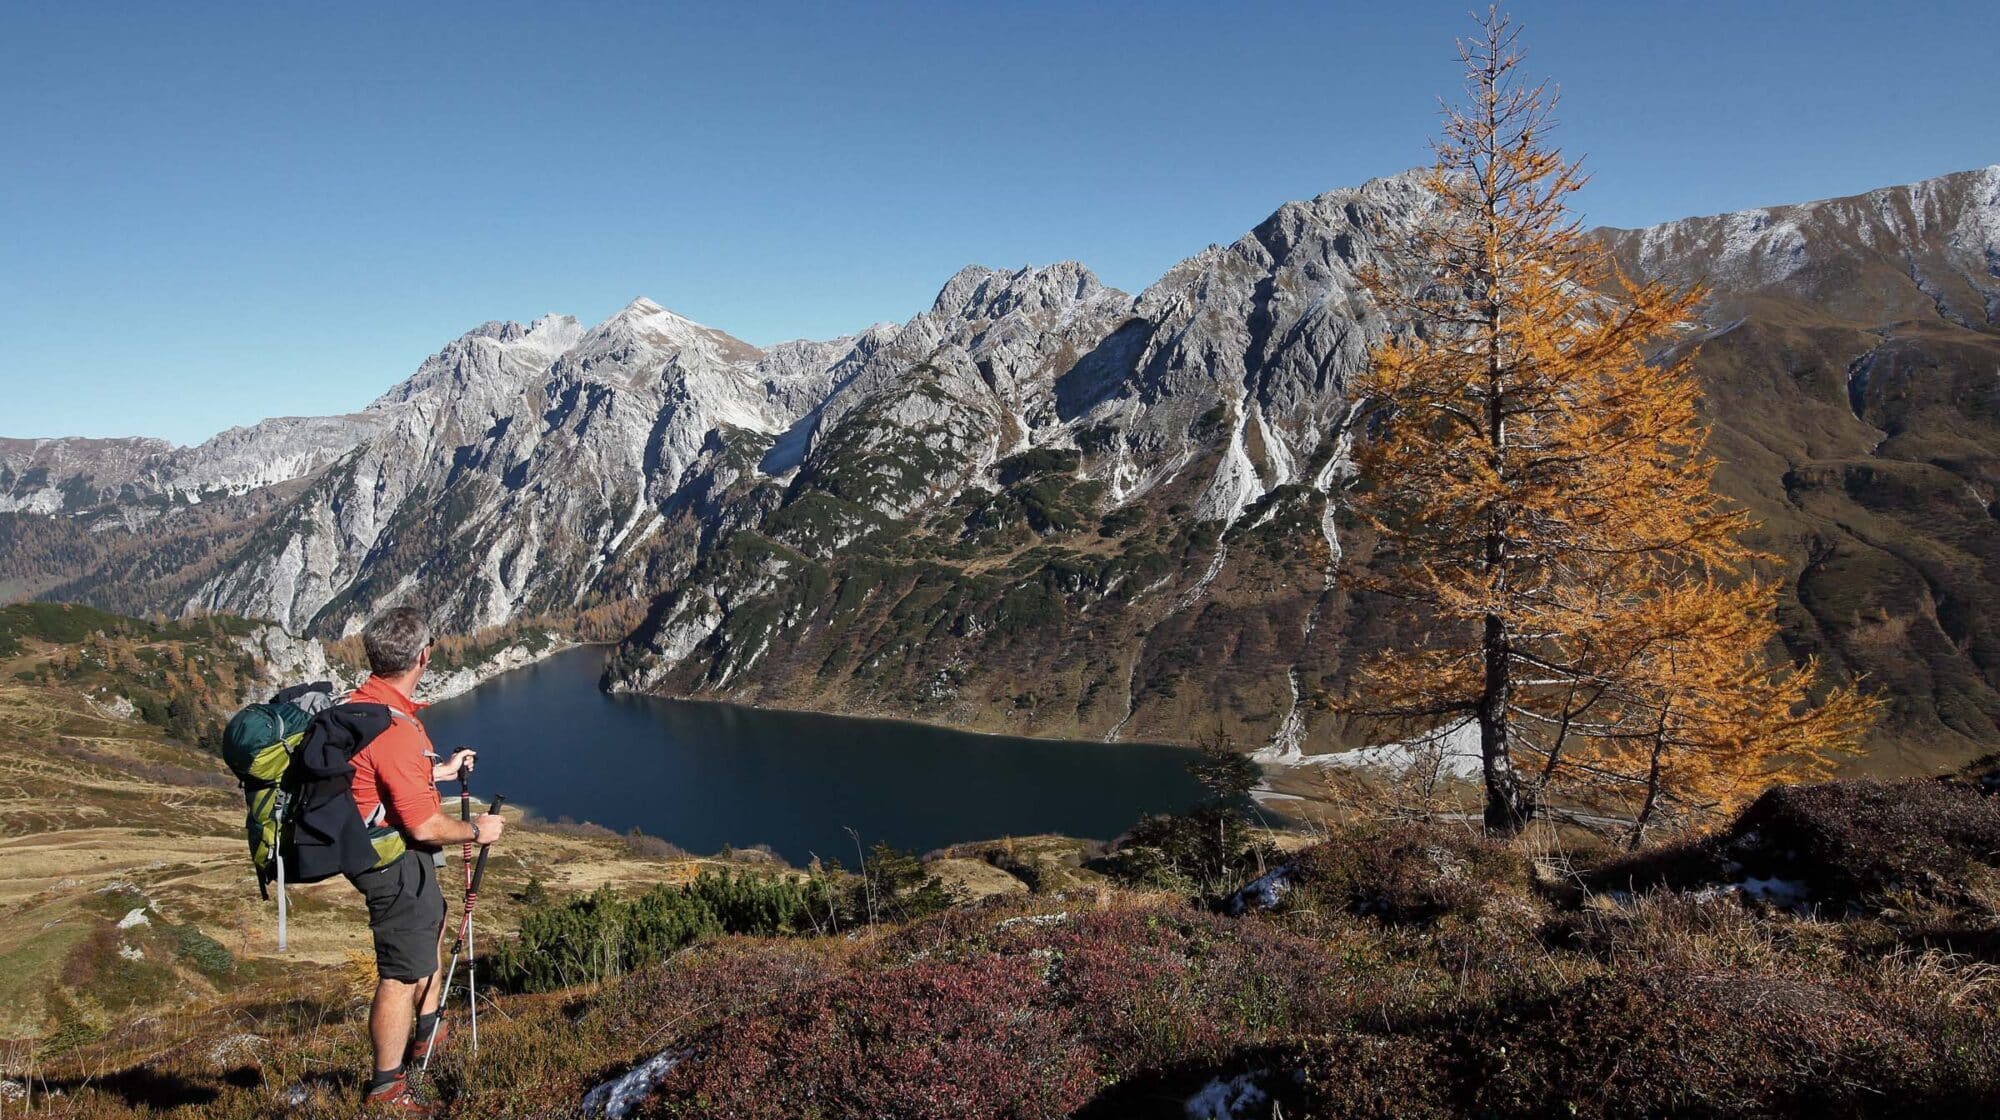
[423,645,1209,864]
[612,683,1198,753]
[436,640,1199,752]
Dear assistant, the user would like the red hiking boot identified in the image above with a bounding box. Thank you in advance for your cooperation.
[362,1072,437,1116]
[408,1017,449,1065]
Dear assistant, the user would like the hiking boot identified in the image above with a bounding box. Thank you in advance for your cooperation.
[407,1017,449,1065]
[362,1073,437,1116]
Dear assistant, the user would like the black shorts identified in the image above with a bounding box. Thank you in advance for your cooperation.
[349,850,447,982]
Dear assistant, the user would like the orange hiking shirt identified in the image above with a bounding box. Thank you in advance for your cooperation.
[348,675,441,843]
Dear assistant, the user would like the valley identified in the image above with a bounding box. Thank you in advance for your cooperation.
[5,166,1998,776]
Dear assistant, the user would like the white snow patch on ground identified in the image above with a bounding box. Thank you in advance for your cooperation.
[1261,719,1484,780]
[1688,876,1810,907]
[582,1049,686,1119]
[1259,671,1309,764]
[1186,1073,1269,1118]
[1740,877,1810,904]
[1227,865,1298,915]
[116,908,150,929]
[995,911,1069,931]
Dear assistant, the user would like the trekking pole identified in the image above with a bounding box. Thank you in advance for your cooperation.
[273,794,289,952]
[421,790,506,1071]
[458,769,475,1048]
[465,793,503,1055]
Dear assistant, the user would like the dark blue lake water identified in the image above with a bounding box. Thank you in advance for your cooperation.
[423,645,1206,865]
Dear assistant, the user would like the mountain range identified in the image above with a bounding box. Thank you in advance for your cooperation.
[4,164,1997,770]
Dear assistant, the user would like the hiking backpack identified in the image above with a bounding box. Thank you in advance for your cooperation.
[222,682,410,950]
[222,682,338,949]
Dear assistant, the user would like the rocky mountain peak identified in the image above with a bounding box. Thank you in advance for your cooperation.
[16,164,1999,765]
[1605,163,2000,329]
[589,297,765,366]
[368,313,581,414]
[929,262,1116,325]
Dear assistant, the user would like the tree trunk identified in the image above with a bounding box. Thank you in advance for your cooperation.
[1478,280,1531,836]
[1478,610,1531,834]
[1629,710,1671,850]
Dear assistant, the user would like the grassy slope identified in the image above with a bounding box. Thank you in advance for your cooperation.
[6,788,2000,1118]
[0,618,749,1052]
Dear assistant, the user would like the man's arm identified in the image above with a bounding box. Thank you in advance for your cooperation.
[432,748,475,782]
[406,810,504,847]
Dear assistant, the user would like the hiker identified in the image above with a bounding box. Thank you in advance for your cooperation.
[346,606,504,1113]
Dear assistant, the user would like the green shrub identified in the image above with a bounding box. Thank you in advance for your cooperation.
[492,870,823,993]
[1106,735,1276,899]
[170,923,235,978]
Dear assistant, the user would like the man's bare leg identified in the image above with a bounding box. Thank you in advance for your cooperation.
[370,977,422,1073]
[373,931,448,1074]
[418,918,449,1016]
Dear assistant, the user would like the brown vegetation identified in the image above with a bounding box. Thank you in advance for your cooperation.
[7,772,2000,1118]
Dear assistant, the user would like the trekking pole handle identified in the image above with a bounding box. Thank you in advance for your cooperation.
[468,795,506,893]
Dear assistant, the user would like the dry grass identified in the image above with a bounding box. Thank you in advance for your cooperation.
[5,663,2000,1117]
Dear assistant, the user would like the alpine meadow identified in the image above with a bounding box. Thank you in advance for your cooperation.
[4,6,2000,1119]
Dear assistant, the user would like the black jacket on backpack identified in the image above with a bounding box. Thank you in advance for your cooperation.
[287,702,395,882]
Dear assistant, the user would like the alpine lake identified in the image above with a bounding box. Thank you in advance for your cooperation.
[422,645,1208,865]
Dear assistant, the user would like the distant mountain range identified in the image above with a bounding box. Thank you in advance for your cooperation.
[5,164,1997,769]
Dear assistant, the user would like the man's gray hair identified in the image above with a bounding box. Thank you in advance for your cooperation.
[362,606,431,676]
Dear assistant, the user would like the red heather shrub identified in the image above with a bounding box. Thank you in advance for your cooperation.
[1081,1034,1459,1120]
[583,938,848,1041]
[641,953,1098,1119]
[1595,779,2000,913]
[619,902,1361,1118]
[1039,907,1352,1069]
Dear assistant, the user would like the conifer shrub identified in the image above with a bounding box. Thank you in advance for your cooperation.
[838,842,957,924]
[168,923,235,979]
[493,855,950,994]
[1104,735,1277,899]
[492,871,820,993]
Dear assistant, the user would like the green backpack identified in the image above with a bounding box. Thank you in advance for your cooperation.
[222,682,339,951]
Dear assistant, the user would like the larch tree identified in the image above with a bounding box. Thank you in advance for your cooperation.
[1338,10,1874,836]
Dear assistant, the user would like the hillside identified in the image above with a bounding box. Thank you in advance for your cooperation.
[3,610,1999,1116]
[8,771,2000,1117]
[0,613,760,1047]
[1600,165,2000,770]
[4,166,1997,770]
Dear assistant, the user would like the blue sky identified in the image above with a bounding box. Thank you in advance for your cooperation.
[5,1,1995,445]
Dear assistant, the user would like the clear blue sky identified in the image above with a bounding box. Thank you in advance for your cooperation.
[4,1,1994,445]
